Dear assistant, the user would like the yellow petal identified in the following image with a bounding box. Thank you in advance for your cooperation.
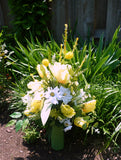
[30,100,43,113]
[61,104,76,118]
[83,100,96,113]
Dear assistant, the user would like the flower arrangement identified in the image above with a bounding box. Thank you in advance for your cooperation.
[20,24,96,150]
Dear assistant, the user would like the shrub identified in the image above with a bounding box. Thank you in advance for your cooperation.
[8,0,52,42]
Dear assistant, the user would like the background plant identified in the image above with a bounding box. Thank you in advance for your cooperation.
[0,31,12,91]
[8,0,52,43]
[89,77,121,148]
[7,26,121,83]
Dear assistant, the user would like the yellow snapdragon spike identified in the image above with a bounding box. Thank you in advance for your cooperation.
[74,117,88,128]
[72,37,79,52]
[79,55,87,69]
[65,51,74,59]
[82,100,96,113]
[60,104,76,118]
[42,59,49,67]
[64,24,68,55]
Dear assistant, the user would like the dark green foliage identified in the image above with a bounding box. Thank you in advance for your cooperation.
[8,0,51,42]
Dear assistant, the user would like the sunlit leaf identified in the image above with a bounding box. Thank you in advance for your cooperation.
[10,112,22,118]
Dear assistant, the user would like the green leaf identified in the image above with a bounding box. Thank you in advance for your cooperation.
[41,101,52,126]
[51,125,64,151]
[22,119,29,131]
[6,120,17,127]
[82,123,88,130]
[93,122,99,128]
[10,112,22,118]
[103,127,110,135]
[91,55,109,80]
[15,120,23,132]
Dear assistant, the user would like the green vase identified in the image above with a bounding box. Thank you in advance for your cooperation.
[51,125,64,150]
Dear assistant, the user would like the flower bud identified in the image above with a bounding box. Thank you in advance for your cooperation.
[74,117,88,128]
[24,110,31,116]
[42,59,49,67]
[65,51,74,59]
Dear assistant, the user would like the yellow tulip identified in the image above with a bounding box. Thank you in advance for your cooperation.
[36,64,50,78]
[82,100,96,113]
[60,104,76,118]
[74,117,88,128]
[49,62,71,84]
[30,100,43,113]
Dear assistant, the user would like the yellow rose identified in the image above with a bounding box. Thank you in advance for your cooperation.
[49,62,71,84]
[60,104,76,118]
[74,117,88,128]
[65,51,74,59]
[82,100,96,113]
[30,99,43,113]
[42,59,49,67]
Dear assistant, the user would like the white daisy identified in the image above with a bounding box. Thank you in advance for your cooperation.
[63,119,72,132]
[44,87,60,105]
[64,118,72,127]
[59,86,72,104]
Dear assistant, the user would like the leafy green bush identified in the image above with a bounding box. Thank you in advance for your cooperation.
[90,78,121,148]
[8,0,52,42]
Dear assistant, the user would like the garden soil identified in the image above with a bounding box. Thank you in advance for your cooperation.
[0,91,121,160]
